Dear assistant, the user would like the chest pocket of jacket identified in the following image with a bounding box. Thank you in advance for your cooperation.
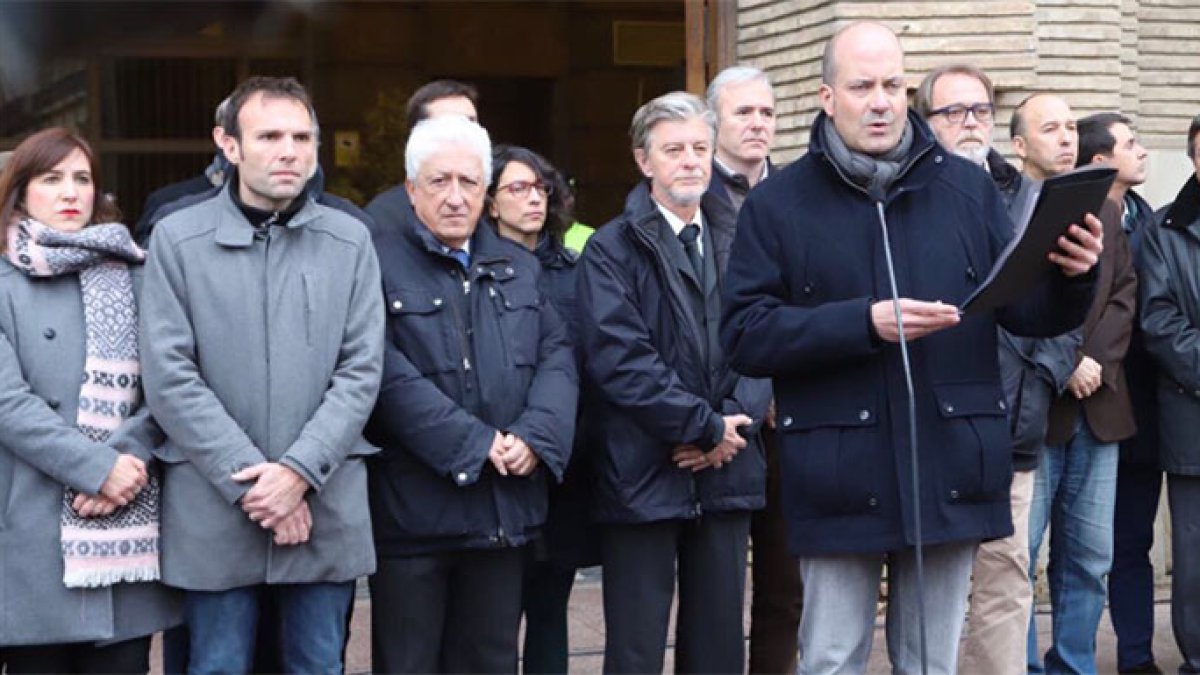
[776,396,882,516]
[489,283,541,367]
[386,288,457,375]
[933,381,1011,502]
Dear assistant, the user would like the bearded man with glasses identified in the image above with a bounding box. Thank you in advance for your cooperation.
[914,64,1074,675]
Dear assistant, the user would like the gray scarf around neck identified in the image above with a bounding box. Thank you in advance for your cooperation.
[820,115,915,200]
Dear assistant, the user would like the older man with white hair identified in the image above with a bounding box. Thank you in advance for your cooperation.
[365,115,577,674]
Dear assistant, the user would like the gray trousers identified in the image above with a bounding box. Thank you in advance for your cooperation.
[797,541,977,675]
[1169,473,1200,674]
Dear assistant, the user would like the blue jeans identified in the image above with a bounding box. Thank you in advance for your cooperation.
[797,541,977,675]
[1026,420,1118,674]
[185,582,354,675]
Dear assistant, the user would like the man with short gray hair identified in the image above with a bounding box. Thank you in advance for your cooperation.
[365,114,577,673]
[707,64,801,675]
[577,91,771,673]
[706,66,775,209]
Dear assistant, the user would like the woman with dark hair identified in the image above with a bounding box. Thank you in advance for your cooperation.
[0,128,179,674]
[488,145,597,673]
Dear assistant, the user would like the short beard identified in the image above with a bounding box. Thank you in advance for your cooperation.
[954,143,990,165]
[666,185,706,207]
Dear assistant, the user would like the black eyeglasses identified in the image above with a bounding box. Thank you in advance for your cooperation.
[928,102,994,124]
[495,180,553,199]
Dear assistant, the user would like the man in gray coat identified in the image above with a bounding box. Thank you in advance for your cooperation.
[140,76,384,674]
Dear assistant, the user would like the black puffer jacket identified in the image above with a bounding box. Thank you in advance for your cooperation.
[528,236,600,568]
[577,182,771,524]
[988,152,1079,470]
[366,214,578,556]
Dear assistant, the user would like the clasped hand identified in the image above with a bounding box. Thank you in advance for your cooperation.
[232,462,312,545]
[488,431,540,477]
[673,414,752,472]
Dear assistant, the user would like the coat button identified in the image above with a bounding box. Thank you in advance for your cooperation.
[998,400,1007,411]
[803,284,813,295]
[505,267,515,275]
[456,472,469,483]
[48,398,60,410]
[432,298,443,307]
[320,463,331,474]
[944,403,955,414]
[934,155,944,164]
[868,496,878,507]
[950,489,960,500]
[1194,390,1200,398]
[781,416,793,427]
[43,328,56,339]
[392,300,403,310]
[858,409,870,421]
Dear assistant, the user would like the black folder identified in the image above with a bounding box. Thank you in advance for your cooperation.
[961,165,1117,314]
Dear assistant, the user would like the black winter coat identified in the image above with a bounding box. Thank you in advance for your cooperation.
[577,182,772,524]
[720,112,1095,556]
[529,235,600,568]
[366,215,578,555]
[364,184,411,237]
[1139,175,1200,476]
[1121,189,1160,465]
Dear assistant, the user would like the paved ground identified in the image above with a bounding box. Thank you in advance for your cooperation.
[336,569,1183,674]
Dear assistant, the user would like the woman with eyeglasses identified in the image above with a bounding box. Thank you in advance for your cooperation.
[487,145,598,674]
[0,128,180,673]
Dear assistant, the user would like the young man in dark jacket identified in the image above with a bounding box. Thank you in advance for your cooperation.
[1137,114,1200,675]
[1018,97,1138,675]
[1074,112,1163,675]
[577,91,771,674]
[365,115,576,674]
[721,24,1102,675]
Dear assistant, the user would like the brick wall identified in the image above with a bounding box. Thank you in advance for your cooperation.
[735,0,1199,163]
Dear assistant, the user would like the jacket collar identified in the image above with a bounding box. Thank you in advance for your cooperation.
[1162,174,1200,234]
[807,109,938,199]
[213,179,321,248]
[1123,188,1155,232]
[622,180,730,242]
[534,233,577,268]
[405,209,513,270]
[986,149,1022,195]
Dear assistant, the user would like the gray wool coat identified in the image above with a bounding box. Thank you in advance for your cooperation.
[0,263,182,647]
[140,188,384,591]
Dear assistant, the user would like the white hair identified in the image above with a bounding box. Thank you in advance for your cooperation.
[706,66,774,116]
[405,115,492,186]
